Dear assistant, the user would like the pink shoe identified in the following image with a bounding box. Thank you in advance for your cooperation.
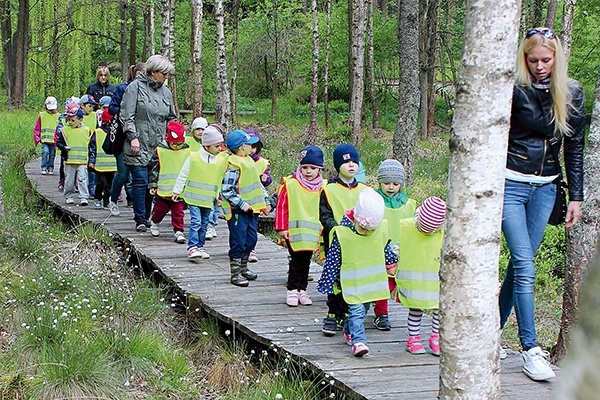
[248,250,258,262]
[286,290,299,307]
[343,330,352,346]
[297,290,312,306]
[429,333,440,356]
[406,336,426,354]
[352,342,369,357]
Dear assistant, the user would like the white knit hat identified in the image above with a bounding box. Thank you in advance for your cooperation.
[354,188,385,230]
[191,117,208,131]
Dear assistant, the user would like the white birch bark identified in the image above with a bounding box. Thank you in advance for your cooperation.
[560,0,577,64]
[149,6,156,55]
[191,0,203,117]
[349,0,366,144]
[215,0,231,130]
[438,0,521,398]
[160,0,171,57]
[324,0,331,129]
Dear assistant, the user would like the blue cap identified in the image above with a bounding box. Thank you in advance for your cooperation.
[226,129,252,150]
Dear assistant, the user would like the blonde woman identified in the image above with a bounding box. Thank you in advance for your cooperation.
[499,28,585,381]
[86,66,117,102]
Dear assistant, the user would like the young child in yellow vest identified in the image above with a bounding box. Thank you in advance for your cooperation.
[55,104,93,206]
[319,143,367,337]
[173,125,227,258]
[244,128,272,263]
[391,196,446,356]
[146,121,190,243]
[318,188,398,357]
[275,146,325,307]
[91,109,118,208]
[79,94,99,197]
[33,96,59,175]
[221,130,271,287]
[372,159,417,331]
[185,117,208,152]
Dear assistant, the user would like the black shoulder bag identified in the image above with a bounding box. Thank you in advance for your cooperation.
[101,115,125,156]
[547,141,568,226]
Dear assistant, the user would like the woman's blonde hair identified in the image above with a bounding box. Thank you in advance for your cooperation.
[95,66,111,81]
[515,28,574,137]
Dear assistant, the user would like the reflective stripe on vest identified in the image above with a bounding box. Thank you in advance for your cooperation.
[94,128,117,172]
[156,147,191,197]
[63,126,90,165]
[395,218,443,309]
[222,154,267,220]
[185,136,201,153]
[182,151,228,207]
[39,112,59,144]
[254,157,269,175]
[284,177,322,251]
[383,198,417,246]
[336,220,390,305]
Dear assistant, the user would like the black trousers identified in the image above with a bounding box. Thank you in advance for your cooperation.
[286,243,313,291]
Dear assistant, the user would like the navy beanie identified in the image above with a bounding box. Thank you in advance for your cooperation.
[333,143,360,172]
[299,146,324,168]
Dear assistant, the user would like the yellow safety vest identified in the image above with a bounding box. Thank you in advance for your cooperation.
[185,136,201,153]
[283,176,322,252]
[82,113,97,131]
[222,154,267,220]
[383,198,417,246]
[336,220,390,305]
[323,182,367,226]
[39,112,59,144]
[156,147,191,198]
[182,151,228,207]
[94,128,117,172]
[63,125,91,165]
[254,156,269,175]
[395,218,443,309]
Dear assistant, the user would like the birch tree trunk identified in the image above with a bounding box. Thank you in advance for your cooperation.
[545,0,557,29]
[307,0,319,145]
[230,0,239,125]
[143,5,156,59]
[553,69,600,363]
[438,0,521,398]
[394,0,419,184]
[270,0,280,122]
[191,0,203,117]
[324,0,331,130]
[120,0,129,80]
[560,0,577,64]
[349,0,367,145]
[160,0,171,57]
[215,0,232,130]
[366,0,380,130]
[424,0,439,138]
[129,3,138,67]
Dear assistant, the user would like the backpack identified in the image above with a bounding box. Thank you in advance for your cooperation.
[101,114,126,155]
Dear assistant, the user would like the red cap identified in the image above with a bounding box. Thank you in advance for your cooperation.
[101,108,114,126]
[166,121,185,143]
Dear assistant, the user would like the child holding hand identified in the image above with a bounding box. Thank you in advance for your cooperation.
[275,146,325,307]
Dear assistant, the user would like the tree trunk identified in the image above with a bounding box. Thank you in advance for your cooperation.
[120,0,129,80]
[1,0,29,108]
[129,3,138,68]
[394,0,419,184]
[324,0,331,129]
[425,0,439,138]
[418,0,427,140]
[545,0,557,29]
[552,68,600,363]
[143,4,156,59]
[270,0,279,123]
[560,0,577,64]
[191,0,203,118]
[215,0,231,130]
[160,0,170,56]
[231,0,239,125]
[438,0,521,398]
[161,0,178,116]
[349,0,367,145]
[307,0,319,145]
[366,0,380,130]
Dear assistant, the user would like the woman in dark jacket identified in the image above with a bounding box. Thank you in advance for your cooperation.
[86,66,117,101]
[499,28,585,382]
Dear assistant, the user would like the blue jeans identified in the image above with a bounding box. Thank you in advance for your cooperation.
[227,210,258,259]
[188,205,211,250]
[110,153,132,203]
[346,303,370,345]
[129,164,153,226]
[41,143,56,170]
[208,203,221,226]
[499,179,555,351]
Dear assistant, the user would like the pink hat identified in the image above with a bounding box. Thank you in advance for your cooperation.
[415,196,446,234]
[202,125,224,146]
[354,188,385,230]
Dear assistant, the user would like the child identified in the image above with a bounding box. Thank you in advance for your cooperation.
[185,117,208,152]
[172,125,227,257]
[245,128,272,263]
[317,188,398,357]
[56,97,80,190]
[148,121,191,243]
[372,159,417,331]
[275,146,325,307]
[33,96,59,175]
[393,196,446,356]
[221,130,271,286]
[79,94,99,197]
[205,123,226,240]
[319,143,367,336]
[56,104,94,206]
[92,109,118,208]
[96,96,112,126]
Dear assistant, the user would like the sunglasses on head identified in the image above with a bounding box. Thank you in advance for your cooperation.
[525,28,556,39]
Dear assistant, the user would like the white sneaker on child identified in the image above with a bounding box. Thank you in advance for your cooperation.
[150,222,160,237]
[109,201,120,216]
[522,346,555,381]
[173,231,186,243]
[205,226,214,240]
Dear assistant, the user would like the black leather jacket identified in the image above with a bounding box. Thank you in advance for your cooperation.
[507,82,585,201]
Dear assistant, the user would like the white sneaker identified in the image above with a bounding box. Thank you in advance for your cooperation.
[205,227,214,240]
[197,248,210,259]
[499,345,507,360]
[41,169,48,175]
[80,199,88,206]
[173,231,186,243]
[66,197,74,204]
[209,225,218,237]
[150,222,160,237]
[109,201,120,216]
[522,346,555,381]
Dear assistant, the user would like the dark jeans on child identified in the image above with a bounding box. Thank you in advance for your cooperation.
[227,209,258,259]
[94,171,115,207]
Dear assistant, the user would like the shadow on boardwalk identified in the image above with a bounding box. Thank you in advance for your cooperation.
[26,158,556,400]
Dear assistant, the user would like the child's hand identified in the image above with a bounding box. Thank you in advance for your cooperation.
[241,203,251,212]
[149,188,156,195]
[88,162,94,169]
[260,174,268,183]
[277,230,289,240]
[386,264,397,277]
[216,199,222,206]
[172,193,179,201]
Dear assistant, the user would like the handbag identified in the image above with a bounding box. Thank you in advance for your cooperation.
[101,115,125,156]
[547,140,568,226]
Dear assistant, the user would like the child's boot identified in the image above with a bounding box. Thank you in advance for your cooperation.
[240,253,258,280]
[230,258,249,287]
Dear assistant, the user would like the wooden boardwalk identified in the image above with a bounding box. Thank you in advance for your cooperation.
[26,158,556,399]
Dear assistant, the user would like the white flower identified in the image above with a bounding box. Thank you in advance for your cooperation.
[275,394,283,399]
[225,330,231,336]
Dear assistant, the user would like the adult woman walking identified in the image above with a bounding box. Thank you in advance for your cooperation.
[499,28,585,381]
[119,55,177,231]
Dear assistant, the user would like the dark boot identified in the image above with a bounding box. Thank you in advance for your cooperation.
[230,258,249,287]
[241,253,258,280]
